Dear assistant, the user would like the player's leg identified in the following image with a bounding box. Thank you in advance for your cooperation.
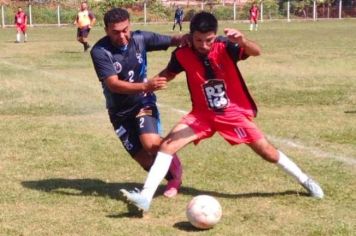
[172,19,176,31]
[121,123,199,211]
[81,28,91,51]
[137,107,182,198]
[247,138,324,198]
[217,115,323,199]
[22,26,27,42]
[16,26,21,43]
[249,19,254,31]
[121,111,212,211]
[254,18,258,31]
[178,21,182,32]
[76,28,84,46]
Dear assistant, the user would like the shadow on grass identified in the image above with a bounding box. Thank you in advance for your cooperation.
[59,50,82,54]
[173,221,204,232]
[22,178,307,200]
[21,178,308,218]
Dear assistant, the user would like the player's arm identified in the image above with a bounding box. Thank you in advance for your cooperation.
[73,14,78,25]
[156,68,177,82]
[89,11,96,28]
[224,28,261,56]
[104,75,167,94]
[170,33,190,47]
[91,47,166,94]
[150,49,182,83]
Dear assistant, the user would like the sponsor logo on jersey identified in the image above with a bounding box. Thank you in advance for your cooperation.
[113,62,122,73]
[202,79,229,111]
[136,53,143,64]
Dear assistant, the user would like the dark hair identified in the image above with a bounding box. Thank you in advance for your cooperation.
[190,11,218,34]
[104,8,130,28]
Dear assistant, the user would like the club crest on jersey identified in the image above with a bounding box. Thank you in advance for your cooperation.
[113,62,122,73]
[203,79,229,111]
[136,53,143,64]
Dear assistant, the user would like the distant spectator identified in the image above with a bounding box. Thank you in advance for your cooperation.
[249,3,259,31]
[74,1,96,51]
[172,6,184,32]
[14,7,28,43]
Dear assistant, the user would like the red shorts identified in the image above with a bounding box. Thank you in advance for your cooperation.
[16,24,26,33]
[180,110,264,145]
[250,17,258,24]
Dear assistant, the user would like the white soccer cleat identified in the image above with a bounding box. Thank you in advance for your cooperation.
[120,188,150,212]
[301,178,324,199]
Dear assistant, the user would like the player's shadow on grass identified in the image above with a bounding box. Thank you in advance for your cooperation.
[21,178,307,218]
[177,187,308,199]
[21,178,306,201]
[21,178,139,201]
[59,50,82,54]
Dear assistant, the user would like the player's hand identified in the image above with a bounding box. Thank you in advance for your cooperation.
[180,33,191,47]
[145,77,167,92]
[224,28,246,46]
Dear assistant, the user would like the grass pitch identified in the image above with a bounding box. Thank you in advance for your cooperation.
[0,19,355,235]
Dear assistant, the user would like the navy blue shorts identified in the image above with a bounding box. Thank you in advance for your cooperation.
[110,106,161,157]
[77,27,90,38]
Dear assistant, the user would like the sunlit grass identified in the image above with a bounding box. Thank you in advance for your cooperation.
[0,20,355,235]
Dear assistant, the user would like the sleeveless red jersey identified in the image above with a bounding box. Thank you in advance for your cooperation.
[15,11,27,25]
[167,37,258,117]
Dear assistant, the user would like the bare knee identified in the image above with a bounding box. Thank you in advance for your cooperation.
[248,139,279,163]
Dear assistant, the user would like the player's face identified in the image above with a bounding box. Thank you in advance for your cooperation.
[80,3,87,11]
[105,19,131,47]
[192,31,216,55]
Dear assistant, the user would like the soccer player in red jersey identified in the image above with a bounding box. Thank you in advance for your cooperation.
[249,3,259,31]
[14,7,28,43]
[121,12,324,212]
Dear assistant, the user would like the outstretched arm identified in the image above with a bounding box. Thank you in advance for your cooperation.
[104,75,167,94]
[170,34,190,47]
[147,68,177,89]
[224,28,261,56]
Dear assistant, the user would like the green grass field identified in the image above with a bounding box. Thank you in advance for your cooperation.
[0,19,355,235]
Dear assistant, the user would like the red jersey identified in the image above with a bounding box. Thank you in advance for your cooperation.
[167,37,257,117]
[249,6,259,20]
[15,11,27,25]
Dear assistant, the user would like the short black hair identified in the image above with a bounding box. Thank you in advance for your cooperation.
[104,8,130,28]
[190,11,218,34]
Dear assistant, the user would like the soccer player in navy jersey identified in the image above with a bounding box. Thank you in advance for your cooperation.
[172,6,184,32]
[121,12,324,212]
[90,8,188,198]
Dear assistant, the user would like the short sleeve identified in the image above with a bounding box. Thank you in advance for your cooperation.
[88,11,95,20]
[140,31,171,51]
[166,50,184,74]
[216,36,249,63]
[90,47,117,81]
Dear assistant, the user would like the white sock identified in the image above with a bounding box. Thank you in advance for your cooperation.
[141,152,173,202]
[277,150,308,183]
[24,34,27,41]
[16,33,20,42]
[250,24,253,31]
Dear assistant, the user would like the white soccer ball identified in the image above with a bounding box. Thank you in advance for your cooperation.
[186,195,222,229]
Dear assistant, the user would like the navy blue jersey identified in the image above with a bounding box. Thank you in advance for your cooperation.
[90,31,171,120]
[174,8,183,21]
